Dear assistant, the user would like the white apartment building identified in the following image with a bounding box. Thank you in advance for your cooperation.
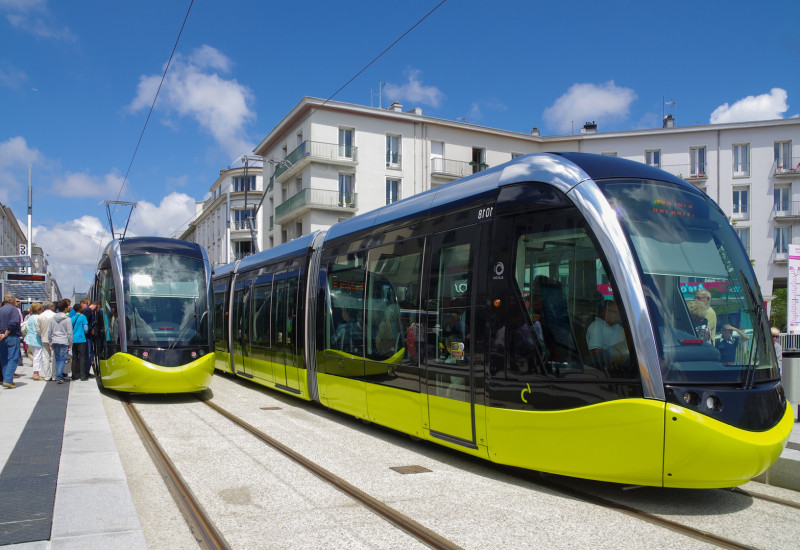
[189,96,798,303]
[182,165,264,267]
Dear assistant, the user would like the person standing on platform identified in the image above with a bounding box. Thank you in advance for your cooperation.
[772,327,783,373]
[24,303,44,380]
[37,301,56,381]
[48,300,73,384]
[0,294,23,389]
[71,303,89,381]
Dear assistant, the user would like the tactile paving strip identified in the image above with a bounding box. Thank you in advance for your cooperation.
[0,383,69,545]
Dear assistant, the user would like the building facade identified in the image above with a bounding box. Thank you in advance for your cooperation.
[181,165,264,268]
[187,97,798,303]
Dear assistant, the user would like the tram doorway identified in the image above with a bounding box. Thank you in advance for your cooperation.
[424,228,477,446]
[272,270,301,393]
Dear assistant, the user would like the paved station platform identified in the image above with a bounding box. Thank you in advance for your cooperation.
[0,354,147,549]
[0,352,798,548]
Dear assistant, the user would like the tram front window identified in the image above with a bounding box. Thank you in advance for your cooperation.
[599,179,778,384]
[122,254,208,346]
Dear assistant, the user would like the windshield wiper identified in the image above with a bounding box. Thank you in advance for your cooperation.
[740,269,765,389]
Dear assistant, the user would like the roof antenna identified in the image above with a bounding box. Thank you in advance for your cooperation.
[103,200,138,241]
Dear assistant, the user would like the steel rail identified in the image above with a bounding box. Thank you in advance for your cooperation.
[122,399,231,550]
[729,487,800,511]
[202,399,463,550]
[530,475,757,550]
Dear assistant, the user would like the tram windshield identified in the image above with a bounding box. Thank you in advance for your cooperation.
[599,179,779,385]
[121,254,208,347]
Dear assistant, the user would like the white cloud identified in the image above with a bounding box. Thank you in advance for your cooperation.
[710,88,789,124]
[32,216,109,296]
[51,171,124,199]
[384,69,444,109]
[128,192,197,238]
[128,45,256,160]
[0,0,76,41]
[543,81,637,133]
[0,136,44,205]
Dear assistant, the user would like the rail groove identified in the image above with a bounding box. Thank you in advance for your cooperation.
[202,399,463,550]
[123,399,231,550]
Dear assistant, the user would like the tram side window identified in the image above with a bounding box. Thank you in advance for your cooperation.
[507,215,636,381]
[251,281,271,347]
[430,240,472,366]
[213,289,226,345]
[326,253,366,355]
[365,240,423,363]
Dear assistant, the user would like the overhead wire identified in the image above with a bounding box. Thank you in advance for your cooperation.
[166,0,449,238]
[93,0,195,264]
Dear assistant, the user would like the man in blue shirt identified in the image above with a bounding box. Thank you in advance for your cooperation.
[0,294,23,388]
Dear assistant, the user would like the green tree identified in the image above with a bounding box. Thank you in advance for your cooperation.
[770,288,787,332]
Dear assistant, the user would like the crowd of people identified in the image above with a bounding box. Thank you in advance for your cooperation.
[0,293,99,387]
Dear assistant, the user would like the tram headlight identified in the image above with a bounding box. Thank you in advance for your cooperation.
[191,351,197,359]
[705,395,722,412]
[682,391,700,407]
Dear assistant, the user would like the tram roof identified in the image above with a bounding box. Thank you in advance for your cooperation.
[218,231,323,276]
[325,152,685,244]
[109,237,205,258]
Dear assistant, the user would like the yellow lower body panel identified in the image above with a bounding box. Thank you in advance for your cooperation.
[485,399,666,486]
[214,350,232,373]
[99,352,215,393]
[663,402,795,488]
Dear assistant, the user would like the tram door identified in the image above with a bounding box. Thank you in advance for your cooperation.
[424,227,477,445]
[232,278,254,377]
[272,270,300,392]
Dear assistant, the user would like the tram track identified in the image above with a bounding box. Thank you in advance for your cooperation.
[526,475,758,550]
[121,383,799,550]
[201,398,464,550]
[122,398,231,550]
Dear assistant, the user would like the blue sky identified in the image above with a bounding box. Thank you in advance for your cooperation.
[1,0,799,295]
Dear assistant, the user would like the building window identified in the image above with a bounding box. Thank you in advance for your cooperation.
[386,134,401,167]
[735,228,750,256]
[511,152,524,159]
[690,147,707,177]
[601,152,617,157]
[775,140,793,171]
[339,128,354,158]
[775,226,791,257]
[339,174,355,207]
[775,185,791,215]
[645,150,661,168]
[471,147,487,174]
[733,144,749,177]
[233,175,256,192]
[386,178,400,205]
[732,187,749,218]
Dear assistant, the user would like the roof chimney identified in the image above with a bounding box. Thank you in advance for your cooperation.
[405,107,422,115]
[581,121,597,134]
[663,114,675,128]
[388,101,403,112]
[530,127,540,136]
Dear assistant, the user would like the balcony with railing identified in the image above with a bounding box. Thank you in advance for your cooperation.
[232,220,257,231]
[771,248,789,263]
[430,157,475,180]
[661,163,708,182]
[772,157,800,177]
[273,140,358,184]
[773,201,800,220]
[275,188,358,224]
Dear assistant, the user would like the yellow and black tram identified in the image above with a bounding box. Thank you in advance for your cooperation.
[91,237,214,392]
[213,152,793,488]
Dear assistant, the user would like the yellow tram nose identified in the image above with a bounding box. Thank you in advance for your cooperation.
[662,403,794,488]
